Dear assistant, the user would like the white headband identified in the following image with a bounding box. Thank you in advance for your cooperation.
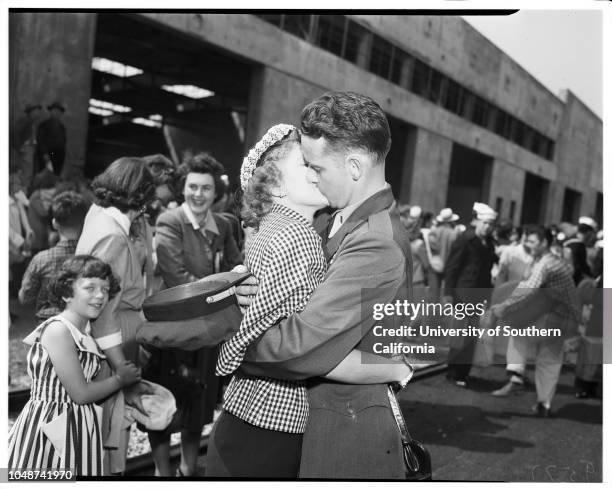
[240,123,296,191]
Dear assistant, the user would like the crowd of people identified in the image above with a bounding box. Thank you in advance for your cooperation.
[7,91,603,479]
[398,200,603,416]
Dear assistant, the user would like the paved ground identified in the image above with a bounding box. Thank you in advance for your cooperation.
[399,364,602,482]
[162,364,600,481]
[11,298,601,482]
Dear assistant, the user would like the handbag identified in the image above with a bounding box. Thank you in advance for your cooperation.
[387,386,432,481]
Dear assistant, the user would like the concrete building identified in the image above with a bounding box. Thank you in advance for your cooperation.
[9,12,603,226]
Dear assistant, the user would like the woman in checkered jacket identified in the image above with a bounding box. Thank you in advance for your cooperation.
[206,125,413,477]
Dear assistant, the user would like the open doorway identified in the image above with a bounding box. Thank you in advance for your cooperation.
[521,172,549,224]
[595,192,603,229]
[446,143,493,224]
[87,13,253,186]
[386,115,417,202]
[561,187,582,223]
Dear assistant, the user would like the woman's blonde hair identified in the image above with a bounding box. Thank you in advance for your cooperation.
[241,129,299,229]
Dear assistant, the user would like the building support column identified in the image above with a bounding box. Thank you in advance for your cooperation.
[10,13,97,177]
[487,159,526,224]
[246,66,326,149]
[405,128,452,213]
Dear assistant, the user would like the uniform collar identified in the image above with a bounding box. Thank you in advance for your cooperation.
[324,184,395,261]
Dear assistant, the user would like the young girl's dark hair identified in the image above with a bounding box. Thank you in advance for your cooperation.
[48,255,121,308]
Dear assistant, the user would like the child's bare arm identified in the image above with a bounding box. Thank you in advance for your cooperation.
[41,322,141,405]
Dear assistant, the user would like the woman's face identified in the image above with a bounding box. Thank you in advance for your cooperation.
[184,172,216,218]
[277,144,329,210]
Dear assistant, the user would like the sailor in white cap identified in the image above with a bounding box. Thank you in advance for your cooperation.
[578,216,598,231]
[473,202,498,222]
[442,202,498,387]
[409,205,423,219]
[576,217,599,270]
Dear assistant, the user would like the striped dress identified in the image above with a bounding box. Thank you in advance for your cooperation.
[8,315,106,475]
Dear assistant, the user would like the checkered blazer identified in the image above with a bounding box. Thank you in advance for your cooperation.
[218,203,327,433]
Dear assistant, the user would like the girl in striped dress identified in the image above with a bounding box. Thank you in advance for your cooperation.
[8,255,141,476]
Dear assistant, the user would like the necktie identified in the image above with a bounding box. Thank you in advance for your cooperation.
[328,211,344,238]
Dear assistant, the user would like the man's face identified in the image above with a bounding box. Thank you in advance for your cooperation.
[474,218,495,238]
[300,135,352,209]
[524,233,548,258]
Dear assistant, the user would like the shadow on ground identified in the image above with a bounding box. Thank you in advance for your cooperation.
[400,399,534,453]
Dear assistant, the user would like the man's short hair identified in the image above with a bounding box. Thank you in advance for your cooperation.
[52,191,89,230]
[300,91,391,163]
[524,224,553,246]
[495,220,514,241]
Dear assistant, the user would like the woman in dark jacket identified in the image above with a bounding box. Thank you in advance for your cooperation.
[145,152,242,477]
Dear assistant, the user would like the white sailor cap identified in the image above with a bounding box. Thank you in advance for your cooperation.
[473,202,498,221]
[409,205,423,219]
[578,216,598,230]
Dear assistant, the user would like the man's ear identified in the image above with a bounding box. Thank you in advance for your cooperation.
[51,218,59,231]
[346,154,363,181]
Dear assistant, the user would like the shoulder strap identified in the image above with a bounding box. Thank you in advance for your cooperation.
[387,386,413,443]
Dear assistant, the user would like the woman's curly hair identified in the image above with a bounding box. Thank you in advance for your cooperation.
[92,157,156,212]
[48,255,121,309]
[241,130,299,229]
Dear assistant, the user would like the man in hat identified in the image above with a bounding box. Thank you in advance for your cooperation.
[426,207,460,301]
[11,103,43,189]
[443,202,497,387]
[576,216,599,271]
[36,101,67,177]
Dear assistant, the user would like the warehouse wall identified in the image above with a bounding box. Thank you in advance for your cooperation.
[10,12,96,176]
